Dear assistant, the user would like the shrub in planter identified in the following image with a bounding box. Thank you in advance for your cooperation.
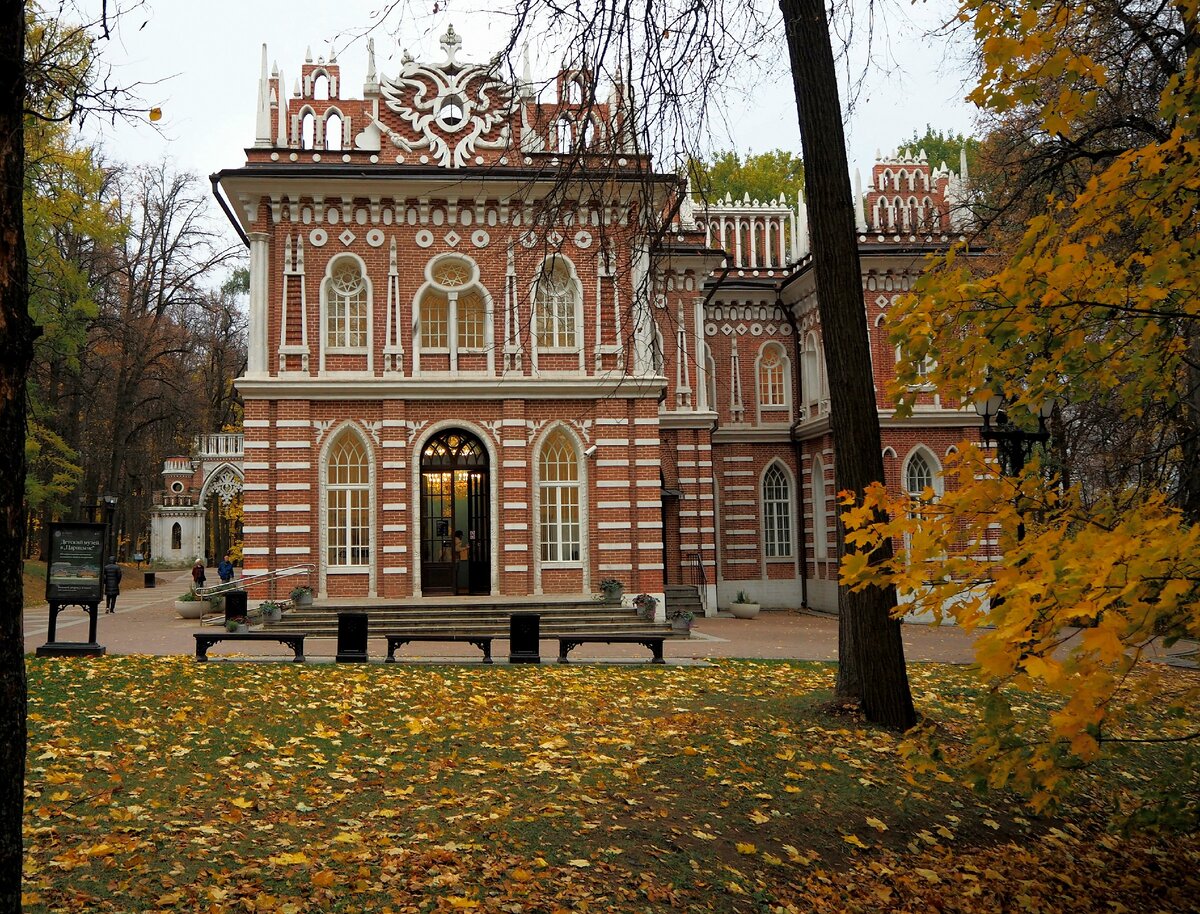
[599,578,624,605]
[174,591,207,619]
[668,608,695,632]
[730,590,761,620]
[633,593,658,620]
[290,586,313,606]
[259,600,283,623]
[225,617,249,633]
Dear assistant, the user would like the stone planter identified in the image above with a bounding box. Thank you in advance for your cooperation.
[671,616,693,632]
[227,622,248,634]
[730,602,760,619]
[262,606,282,623]
[174,600,206,620]
[602,588,624,606]
[292,592,313,607]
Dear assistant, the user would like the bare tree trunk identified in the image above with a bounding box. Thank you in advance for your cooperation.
[0,0,30,906]
[781,0,915,730]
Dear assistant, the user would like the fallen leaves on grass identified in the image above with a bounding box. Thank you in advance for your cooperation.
[20,657,1200,913]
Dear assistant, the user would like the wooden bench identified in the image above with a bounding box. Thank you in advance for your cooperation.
[556,634,667,664]
[194,632,306,662]
[385,634,494,664]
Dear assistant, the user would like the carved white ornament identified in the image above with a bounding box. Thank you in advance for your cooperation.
[573,230,593,249]
[209,468,243,507]
[415,230,434,248]
[376,26,514,169]
[366,229,385,248]
[309,228,328,247]
[471,229,490,248]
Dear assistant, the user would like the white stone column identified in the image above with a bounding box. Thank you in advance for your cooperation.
[247,231,270,377]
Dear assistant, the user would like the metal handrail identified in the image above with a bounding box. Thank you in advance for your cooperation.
[682,552,708,614]
[195,563,314,600]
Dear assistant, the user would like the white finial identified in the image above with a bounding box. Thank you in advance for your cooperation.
[854,169,866,233]
[364,37,378,96]
[272,61,279,77]
[276,68,288,147]
[292,77,301,97]
[255,44,272,147]
[441,24,463,66]
[305,45,313,63]
[521,43,533,98]
[960,147,969,183]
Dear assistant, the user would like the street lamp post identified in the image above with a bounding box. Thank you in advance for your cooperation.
[973,395,1054,477]
[973,395,1055,543]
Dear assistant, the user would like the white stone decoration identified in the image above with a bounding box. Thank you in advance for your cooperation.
[546,230,563,247]
[375,26,515,169]
[309,228,328,247]
[705,323,718,336]
[366,229,386,247]
[750,323,763,336]
[444,230,461,248]
[471,229,490,248]
[519,231,537,249]
[415,229,434,248]
[339,229,356,246]
[574,230,593,249]
[209,468,243,507]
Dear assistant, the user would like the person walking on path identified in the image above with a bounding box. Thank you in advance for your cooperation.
[102,557,122,614]
[217,553,234,584]
[192,560,206,591]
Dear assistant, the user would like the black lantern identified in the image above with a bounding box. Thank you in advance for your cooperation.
[973,395,1054,478]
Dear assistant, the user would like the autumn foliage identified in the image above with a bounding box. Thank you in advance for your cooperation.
[843,0,1200,817]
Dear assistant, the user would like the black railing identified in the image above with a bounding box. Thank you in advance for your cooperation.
[682,551,708,615]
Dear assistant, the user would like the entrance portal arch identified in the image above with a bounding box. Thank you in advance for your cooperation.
[418,429,491,595]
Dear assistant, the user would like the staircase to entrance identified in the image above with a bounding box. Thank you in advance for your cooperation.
[265,595,681,638]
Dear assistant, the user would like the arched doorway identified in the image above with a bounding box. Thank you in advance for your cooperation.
[201,465,243,567]
[419,429,490,595]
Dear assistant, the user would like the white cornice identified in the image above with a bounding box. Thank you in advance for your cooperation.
[657,410,718,430]
[712,424,794,444]
[235,374,666,401]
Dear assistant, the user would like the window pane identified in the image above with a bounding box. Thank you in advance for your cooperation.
[422,292,449,349]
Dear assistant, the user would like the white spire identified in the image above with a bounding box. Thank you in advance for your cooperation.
[254,44,272,147]
[276,68,288,147]
[854,168,866,233]
[521,44,533,99]
[305,45,313,63]
[959,147,970,184]
[364,37,379,96]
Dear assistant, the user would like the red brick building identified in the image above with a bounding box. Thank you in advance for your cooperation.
[212,28,976,616]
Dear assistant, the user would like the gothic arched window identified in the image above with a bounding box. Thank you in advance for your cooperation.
[327,431,370,567]
[763,463,792,559]
[812,456,828,559]
[905,450,935,499]
[539,430,581,563]
[758,342,787,407]
[533,258,579,350]
[325,257,367,350]
[171,523,182,551]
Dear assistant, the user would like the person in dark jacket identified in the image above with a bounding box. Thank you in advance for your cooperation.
[192,560,206,590]
[217,553,234,584]
[102,557,122,614]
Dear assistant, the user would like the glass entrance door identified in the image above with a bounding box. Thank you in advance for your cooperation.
[419,431,490,595]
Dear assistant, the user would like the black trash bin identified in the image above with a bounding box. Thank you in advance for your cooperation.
[224,590,248,623]
[143,571,156,588]
[337,611,369,662]
[509,612,541,664]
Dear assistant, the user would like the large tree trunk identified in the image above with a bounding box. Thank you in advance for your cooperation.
[0,0,30,907]
[781,0,916,730]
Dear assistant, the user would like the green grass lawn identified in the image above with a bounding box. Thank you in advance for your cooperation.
[23,658,1200,913]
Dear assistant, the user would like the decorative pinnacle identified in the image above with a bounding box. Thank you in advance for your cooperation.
[441,24,463,66]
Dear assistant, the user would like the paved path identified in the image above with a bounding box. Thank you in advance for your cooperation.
[23,570,989,664]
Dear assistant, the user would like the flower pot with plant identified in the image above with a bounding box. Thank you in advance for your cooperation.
[174,590,207,619]
[259,600,282,623]
[730,590,760,619]
[599,578,624,605]
[226,617,249,633]
[668,608,695,632]
[632,592,658,621]
[290,585,313,607]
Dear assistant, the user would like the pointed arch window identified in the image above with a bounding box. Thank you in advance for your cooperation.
[763,464,793,559]
[533,258,579,350]
[758,342,788,407]
[812,456,829,559]
[905,451,934,499]
[327,432,370,567]
[171,523,182,550]
[324,112,343,151]
[325,257,367,350]
[539,431,581,563]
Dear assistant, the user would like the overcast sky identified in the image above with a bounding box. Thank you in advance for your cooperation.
[86,0,977,197]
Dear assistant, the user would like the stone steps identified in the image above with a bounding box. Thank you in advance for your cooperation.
[264,599,680,638]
